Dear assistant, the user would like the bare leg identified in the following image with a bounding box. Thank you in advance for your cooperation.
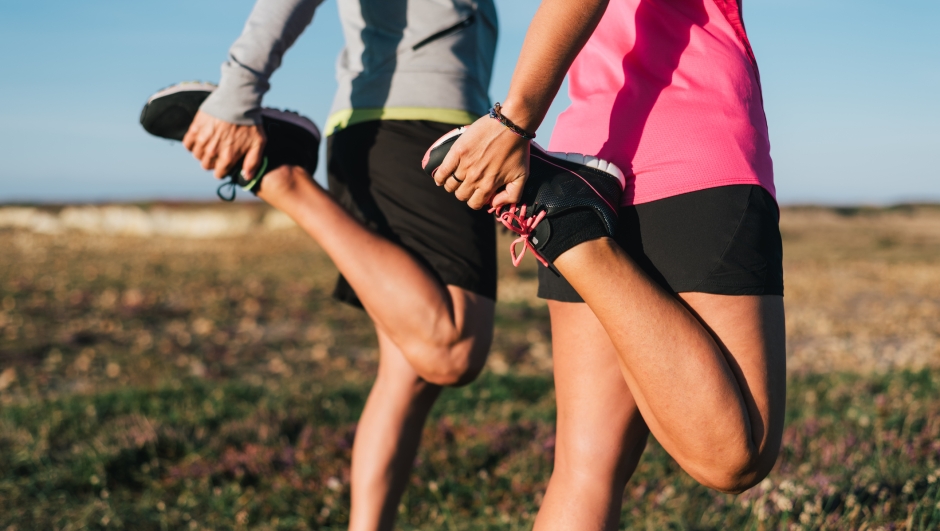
[254,166,492,528]
[256,165,494,386]
[554,238,786,493]
[349,329,443,531]
[534,301,648,531]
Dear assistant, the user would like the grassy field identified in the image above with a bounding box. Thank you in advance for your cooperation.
[2,204,940,530]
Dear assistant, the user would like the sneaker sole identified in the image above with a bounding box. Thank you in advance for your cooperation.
[140,83,321,142]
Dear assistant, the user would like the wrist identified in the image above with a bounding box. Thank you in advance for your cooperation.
[489,102,538,140]
[497,98,544,135]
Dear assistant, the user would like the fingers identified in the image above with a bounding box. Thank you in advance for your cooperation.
[467,188,492,211]
[445,162,526,210]
[214,148,234,179]
[188,128,206,161]
[187,120,215,169]
[453,177,477,203]
[452,171,495,209]
[440,166,487,207]
[182,111,205,152]
[200,133,221,171]
[182,128,196,152]
[241,133,267,180]
[434,150,459,187]
[442,173,463,194]
[491,177,525,208]
[183,111,211,158]
[182,111,268,180]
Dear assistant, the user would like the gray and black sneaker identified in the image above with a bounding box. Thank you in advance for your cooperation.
[140,82,321,201]
[423,127,625,271]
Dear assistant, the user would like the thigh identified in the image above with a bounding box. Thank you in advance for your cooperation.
[678,293,786,464]
[548,301,648,477]
[538,184,784,301]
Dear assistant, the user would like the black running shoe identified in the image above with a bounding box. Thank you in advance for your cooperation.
[140,82,321,201]
[423,127,625,270]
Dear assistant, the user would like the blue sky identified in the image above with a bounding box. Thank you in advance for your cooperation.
[0,0,937,204]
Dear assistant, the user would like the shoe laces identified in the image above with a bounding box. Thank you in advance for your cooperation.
[490,203,550,268]
[217,179,238,201]
[216,157,269,202]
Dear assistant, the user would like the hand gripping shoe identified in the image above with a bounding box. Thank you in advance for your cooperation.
[140,82,321,201]
[423,127,626,272]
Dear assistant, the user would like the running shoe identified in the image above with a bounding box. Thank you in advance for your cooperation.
[423,127,625,270]
[140,82,321,201]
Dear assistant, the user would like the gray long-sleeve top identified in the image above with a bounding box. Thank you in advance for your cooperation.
[200,0,498,136]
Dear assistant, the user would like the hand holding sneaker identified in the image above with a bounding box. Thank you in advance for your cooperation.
[431,107,531,210]
[183,110,267,181]
[430,0,607,210]
[424,123,624,270]
[140,81,320,201]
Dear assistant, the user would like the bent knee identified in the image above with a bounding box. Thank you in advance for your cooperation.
[420,349,486,387]
[413,340,489,388]
[695,448,780,494]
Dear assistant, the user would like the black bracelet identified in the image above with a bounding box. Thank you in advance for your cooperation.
[488,102,536,140]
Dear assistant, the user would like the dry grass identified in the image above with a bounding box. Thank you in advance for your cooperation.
[780,206,940,373]
[1,204,939,530]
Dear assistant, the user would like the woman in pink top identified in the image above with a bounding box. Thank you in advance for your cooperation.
[425,0,785,527]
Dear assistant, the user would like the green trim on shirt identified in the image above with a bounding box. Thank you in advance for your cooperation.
[324,107,480,136]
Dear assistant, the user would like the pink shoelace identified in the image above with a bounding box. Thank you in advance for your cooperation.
[489,203,550,268]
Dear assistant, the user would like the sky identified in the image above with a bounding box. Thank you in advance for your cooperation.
[0,0,937,205]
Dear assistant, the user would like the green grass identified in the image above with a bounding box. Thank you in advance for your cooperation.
[3,217,940,530]
[2,371,940,530]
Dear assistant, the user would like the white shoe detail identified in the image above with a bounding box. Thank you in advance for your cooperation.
[147,81,218,104]
[540,147,626,188]
[429,126,467,150]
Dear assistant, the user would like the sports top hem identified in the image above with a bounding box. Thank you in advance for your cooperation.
[324,108,479,136]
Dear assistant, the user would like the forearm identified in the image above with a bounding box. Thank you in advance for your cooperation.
[200,0,322,125]
[500,0,609,132]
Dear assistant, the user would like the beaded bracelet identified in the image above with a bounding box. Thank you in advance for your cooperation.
[488,102,536,140]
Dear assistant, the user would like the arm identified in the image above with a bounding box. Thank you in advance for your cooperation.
[433,0,609,209]
[183,0,323,179]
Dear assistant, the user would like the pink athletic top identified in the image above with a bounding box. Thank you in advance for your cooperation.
[548,0,774,206]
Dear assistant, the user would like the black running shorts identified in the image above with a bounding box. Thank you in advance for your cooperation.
[327,120,497,307]
[538,184,784,300]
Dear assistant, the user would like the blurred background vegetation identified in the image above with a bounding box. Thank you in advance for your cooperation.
[2,204,940,530]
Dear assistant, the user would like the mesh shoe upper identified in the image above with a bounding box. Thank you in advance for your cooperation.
[522,146,624,237]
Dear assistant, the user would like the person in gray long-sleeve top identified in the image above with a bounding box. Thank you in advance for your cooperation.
[182,0,498,528]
